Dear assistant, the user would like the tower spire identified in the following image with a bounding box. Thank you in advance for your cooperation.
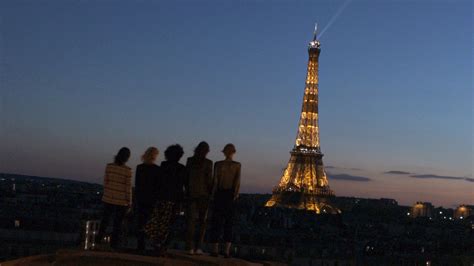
[313,22,318,41]
[309,22,321,49]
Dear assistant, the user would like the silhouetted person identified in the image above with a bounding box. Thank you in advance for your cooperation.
[145,144,186,256]
[98,147,132,249]
[210,144,241,258]
[185,141,213,255]
[135,147,160,252]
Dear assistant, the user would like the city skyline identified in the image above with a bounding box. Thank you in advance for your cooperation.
[1,0,472,207]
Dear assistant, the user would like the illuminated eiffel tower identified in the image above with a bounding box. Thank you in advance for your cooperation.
[265,25,339,214]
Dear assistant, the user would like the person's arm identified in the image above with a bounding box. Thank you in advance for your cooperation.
[181,166,187,201]
[125,168,132,207]
[211,162,219,198]
[134,166,142,205]
[206,160,213,195]
[233,163,241,200]
[184,158,191,198]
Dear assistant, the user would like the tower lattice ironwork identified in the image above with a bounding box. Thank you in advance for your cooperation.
[265,25,339,214]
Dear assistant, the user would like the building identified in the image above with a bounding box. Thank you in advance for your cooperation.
[454,204,472,219]
[0,174,103,261]
[83,220,100,250]
[265,25,339,214]
[410,202,434,218]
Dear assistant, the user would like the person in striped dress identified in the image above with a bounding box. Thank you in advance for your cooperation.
[97,147,132,249]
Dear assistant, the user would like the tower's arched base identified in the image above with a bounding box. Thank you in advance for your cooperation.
[265,191,340,214]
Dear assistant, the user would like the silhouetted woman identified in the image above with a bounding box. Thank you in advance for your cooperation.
[135,147,160,252]
[98,147,132,249]
[185,141,213,255]
[145,144,186,256]
[209,144,241,258]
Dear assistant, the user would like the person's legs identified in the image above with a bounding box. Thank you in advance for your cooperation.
[157,201,177,256]
[144,201,162,254]
[145,201,176,256]
[110,205,126,249]
[222,206,234,244]
[209,206,224,255]
[185,201,197,252]
[209,215,220,256]
[98,203,113,243]
[136,206,150,251]
[196,199,209,250]
[222,192,235,257]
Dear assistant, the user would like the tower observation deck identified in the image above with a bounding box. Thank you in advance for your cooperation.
[265,25,339,214]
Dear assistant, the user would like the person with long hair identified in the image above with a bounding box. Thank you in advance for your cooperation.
[145,144,186,256]
[135,147,160,252]
[209,144,241,258]
[98,147,132,250]
[185,141,213,255]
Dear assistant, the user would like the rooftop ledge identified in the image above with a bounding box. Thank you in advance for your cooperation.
[1,249,286,266]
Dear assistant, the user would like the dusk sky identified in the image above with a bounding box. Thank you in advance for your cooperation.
[1,0,472,207]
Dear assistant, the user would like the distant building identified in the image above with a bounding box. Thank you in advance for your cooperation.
[83,220,100,250]
[454,205,472,219]
[411,202,434,218]
[0,173,103,261]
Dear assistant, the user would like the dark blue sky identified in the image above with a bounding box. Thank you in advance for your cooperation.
[1,0,472,207]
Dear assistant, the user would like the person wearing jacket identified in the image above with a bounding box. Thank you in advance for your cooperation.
[209,144,241,258]
[135,147,160,252]
[98,147,132,249]
[185,141,213,255]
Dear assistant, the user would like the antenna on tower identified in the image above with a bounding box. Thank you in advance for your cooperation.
[309,22,320,48]
[313,22,319,41]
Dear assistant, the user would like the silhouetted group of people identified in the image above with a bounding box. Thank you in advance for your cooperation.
[97,142,241,258]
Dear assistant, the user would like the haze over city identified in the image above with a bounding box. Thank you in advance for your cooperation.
[1,0,472,207]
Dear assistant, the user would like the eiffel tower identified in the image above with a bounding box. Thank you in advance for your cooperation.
[265,25,339,214]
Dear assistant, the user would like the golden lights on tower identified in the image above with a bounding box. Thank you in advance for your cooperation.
[265,24,338,214]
